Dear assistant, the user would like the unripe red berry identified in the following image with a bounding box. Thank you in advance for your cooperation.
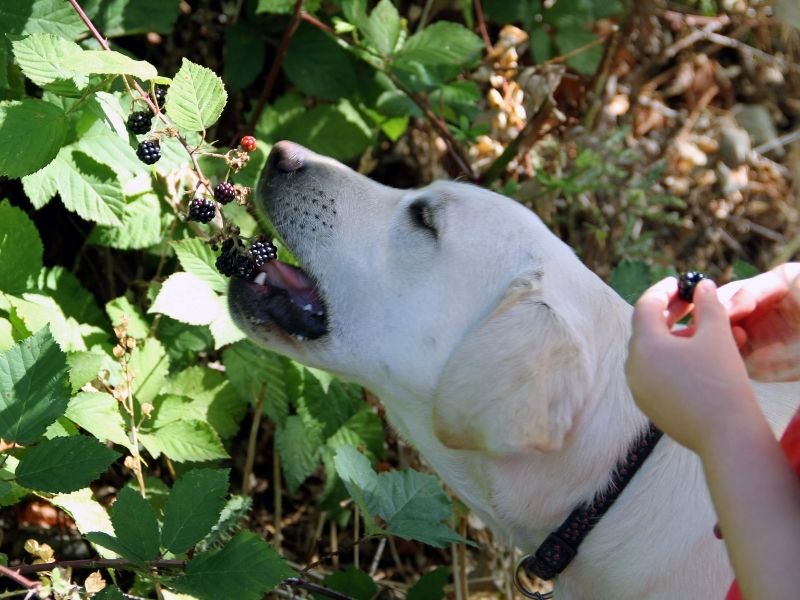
[240,135,257,152]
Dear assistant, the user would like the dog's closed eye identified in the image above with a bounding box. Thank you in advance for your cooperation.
[408,199,437,237]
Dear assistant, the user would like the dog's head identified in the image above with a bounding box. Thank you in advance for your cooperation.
[229,142,629,455]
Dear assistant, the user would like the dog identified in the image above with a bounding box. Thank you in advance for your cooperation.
[229,141,798,599]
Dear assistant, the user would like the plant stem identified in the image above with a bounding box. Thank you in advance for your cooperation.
[0,565,42,599]
[473,0,493,51]
[241,384,266,495]
[247,0,305,133]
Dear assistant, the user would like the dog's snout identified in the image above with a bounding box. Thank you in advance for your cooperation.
[270,140,306,173]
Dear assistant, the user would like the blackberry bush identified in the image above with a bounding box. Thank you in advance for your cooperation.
[214,181,236,205]
[127,110,153,135]
[188,198,216,223]
[136,140,161,164]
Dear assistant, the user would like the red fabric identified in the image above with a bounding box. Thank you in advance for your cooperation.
[724,407,800,600]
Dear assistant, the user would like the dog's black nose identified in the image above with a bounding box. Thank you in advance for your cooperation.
[270,140,305,173]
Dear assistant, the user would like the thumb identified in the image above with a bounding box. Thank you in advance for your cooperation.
[692,279,729,334]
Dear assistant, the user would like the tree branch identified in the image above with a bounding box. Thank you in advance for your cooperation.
[0,565,42,599]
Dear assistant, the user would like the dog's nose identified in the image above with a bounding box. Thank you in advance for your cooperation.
[270,140,306,173]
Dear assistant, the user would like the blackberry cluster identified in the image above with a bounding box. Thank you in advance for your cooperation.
[188,198,216,223]
[678,271,707,302]
[249,237,277,267]
[214,181,236,205]
[153,84,168,111]
[127,110,153,135]
[215,239,255,279]
[136,140,161,165]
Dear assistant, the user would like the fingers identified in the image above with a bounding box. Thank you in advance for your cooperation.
[632,277,678,337]
[691,279,731,335]
[723,264,800,322]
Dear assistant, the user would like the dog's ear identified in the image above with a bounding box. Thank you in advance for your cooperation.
[432,273,591,455]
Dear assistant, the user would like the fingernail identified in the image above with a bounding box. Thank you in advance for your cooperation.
[697,279,717,295]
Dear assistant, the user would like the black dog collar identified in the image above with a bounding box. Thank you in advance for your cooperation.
[515,423,663,598]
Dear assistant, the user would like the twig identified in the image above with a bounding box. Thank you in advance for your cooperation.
[473,0,493,52]
[0,565,42,599]
[247,0,305,133]
[14,559,186,575]
[368,537,386,577]
[541,28,615,67]
[417,0,435,32]
[753,125,800,155]
[241,384,266,495]
[284,578,355,600]
[273,432,283,551]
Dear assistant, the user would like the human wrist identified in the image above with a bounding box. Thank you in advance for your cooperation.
[694,389,766,460]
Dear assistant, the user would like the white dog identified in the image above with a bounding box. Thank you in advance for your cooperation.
[229,141,798,599]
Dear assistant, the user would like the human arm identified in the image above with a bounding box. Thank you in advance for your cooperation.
[626,277,800,599]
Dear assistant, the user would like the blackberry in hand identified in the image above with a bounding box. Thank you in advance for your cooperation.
[153,84,168,111]
[188,198,216,224]
[136,140,161,165]
[678,271,707,302]
[249,237,277,267]
[127,110,152,135]
[214,181,236,205]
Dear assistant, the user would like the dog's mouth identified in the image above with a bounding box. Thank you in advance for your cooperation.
[232,257,328,341]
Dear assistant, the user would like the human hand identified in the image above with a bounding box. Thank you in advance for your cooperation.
[718,263,800,381]
[626,277,759,455]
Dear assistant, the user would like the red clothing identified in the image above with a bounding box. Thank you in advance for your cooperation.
[725,407,800,600]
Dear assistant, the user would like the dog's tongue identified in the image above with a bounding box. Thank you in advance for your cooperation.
[260,260,323,313]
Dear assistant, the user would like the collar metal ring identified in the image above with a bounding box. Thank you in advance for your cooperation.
[514,556,554,600]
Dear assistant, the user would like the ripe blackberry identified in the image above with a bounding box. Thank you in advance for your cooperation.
[678,271,707,302]
[234,254,256,280]
[249,237,277,267]
[240,135,257,152]
[188,198,216,224]
[127,110,152,135]
[153,84,168,111]
[136,140,161,165]
[214,181,236,205]
[215,239,237,277]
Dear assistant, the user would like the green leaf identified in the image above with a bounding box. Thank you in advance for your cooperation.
[0,327,70,444]
[51,489,116,557]
[34,267,107,330]
[1,0,86,39]
[22,147,125,226]
[283,25,358,101]
[609,259,652,304]
[317,567,377,600]
[395,21,483,67]
[141,420,228,463]
[149,272,224,326]
[733,259,759,281]
[16,435,120,493]
[171,239,228,294]
[222,341,291,425]
[89,192,163,250]
[127,337,169,405]
[161,469,230,555]
[276,416,322,492]
[554,27,603,76]
[106,296,150,339]
[256,93,305,141]
[256,0,322,14]
[93,586,126,600]
[60,50,157,80]
[363,0,401,56]
[66,392,129,448]
[165,58,227,131]
[333,445,379,528]
[173,531,295,600]
[387,519,467,547]
[11,33,87,89]
[196,494,253,553]
[4,293,97,353]
[83,0,181,37]
[281,100,371,162]
[0,201,43,294]
[407,567,449,600]
[370,469,452,524]
[0,100,68,178]
[86,488,160,563]
[223,24,266,93]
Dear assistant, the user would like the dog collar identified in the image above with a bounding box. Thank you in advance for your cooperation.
[514,423,663,599]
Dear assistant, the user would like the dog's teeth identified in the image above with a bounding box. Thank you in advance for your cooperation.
[302,304,312,312]
[315,311,324,316]
[254,272,267,285]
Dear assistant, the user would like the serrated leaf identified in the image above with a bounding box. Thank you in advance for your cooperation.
[370,470,452,524]
[66,392,129,448]
[2,0,86,39]
[318,567,377,600]
[0,201,43,294]
[16,436,120,493]
[0,327,70,444]
[222,341,290,425]
[276,416,322,492]
[280,100,371,161]
[386,519,468,547]
[196,495,252,552]
[161,469,230,554]
[4,293,93,352]
[333,446,379,528]
[128,337,169,406]
[407,566,449,600]
[90,193,162,250]
[209,309,246,349]
[171,239,228,293]
[395,21,483,67]
[141,420,228,463]
[363,0,401,56]
[255,0,322,14]
[283,25,358,101]
[105,296,150,339]
[165,59,227,131]
[110,487,160,562]
[172,531,295,600]
[149,272,223,326]
[51,489,116,558]
[34,267,107,330]
[11,33,87,89]
[60,50,157,80]
[0,100,68,179]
